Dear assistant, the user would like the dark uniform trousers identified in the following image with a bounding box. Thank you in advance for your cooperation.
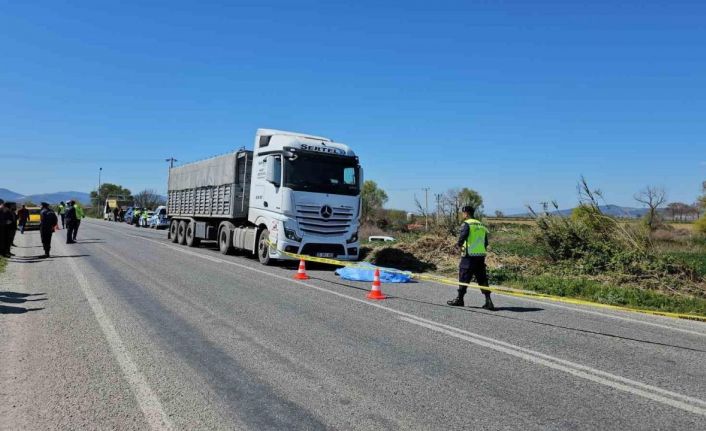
[40,229,53,255]
[66,221,77,243]
[458,255,490,298]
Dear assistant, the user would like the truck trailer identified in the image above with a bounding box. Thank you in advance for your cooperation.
[167,129,362,265]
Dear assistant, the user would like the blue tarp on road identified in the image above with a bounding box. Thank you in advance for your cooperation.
[335,263,413,283]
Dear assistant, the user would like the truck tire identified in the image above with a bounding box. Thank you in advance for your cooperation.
[169,220,179,243]
[185,222,200,247]
[218,226,233,255]
[257,228,272,265]
[177,220,188,245]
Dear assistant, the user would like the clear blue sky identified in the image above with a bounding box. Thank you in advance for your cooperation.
[1,1,704,213]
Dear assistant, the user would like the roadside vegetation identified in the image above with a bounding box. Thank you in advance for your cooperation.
[359,178,706,317]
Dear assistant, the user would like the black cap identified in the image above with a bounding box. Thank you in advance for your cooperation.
[462,205,475,215]
[41,202,49,208]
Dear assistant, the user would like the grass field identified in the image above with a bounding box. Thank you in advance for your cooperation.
[361,219,706,317]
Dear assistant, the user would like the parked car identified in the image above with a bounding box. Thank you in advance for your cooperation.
[148,206,169,229]
[25,206,42,230]
[368,235,395,242]
[124,207,136,224]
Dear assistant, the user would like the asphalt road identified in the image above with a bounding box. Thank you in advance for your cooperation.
[1,218,705,430]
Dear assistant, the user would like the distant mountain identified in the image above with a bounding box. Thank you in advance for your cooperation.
[0,189,91,205]
[509,205,649,219]
[0,188,25,201]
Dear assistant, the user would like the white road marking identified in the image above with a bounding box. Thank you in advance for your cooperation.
[64,245,173,430]
[87,221,706,416]
[90,220,706,337]
[399,316,706,416]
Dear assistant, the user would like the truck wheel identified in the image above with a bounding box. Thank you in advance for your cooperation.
[185,222,200,247]
[218,226,233,255]
[177,220,187,245]
[257,228,272,265]
[169,220,179,243]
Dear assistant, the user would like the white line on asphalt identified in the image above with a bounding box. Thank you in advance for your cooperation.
[90,220,706,337]
[64,244,173,430]
[399,317,706,416]
[87,221,706,416]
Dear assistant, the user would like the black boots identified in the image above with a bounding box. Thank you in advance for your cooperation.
[447,297,464,307]
[446,295,496,310]
[482,295,496,311]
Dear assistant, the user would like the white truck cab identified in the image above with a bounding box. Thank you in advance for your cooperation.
[251,129,361,263]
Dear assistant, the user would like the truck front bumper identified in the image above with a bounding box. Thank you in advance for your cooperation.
[274,239,359,261]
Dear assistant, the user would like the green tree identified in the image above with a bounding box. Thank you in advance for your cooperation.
[90,183,132,216]
[438,188,484,233]
[457,188,484,216]
[361,180,388,224]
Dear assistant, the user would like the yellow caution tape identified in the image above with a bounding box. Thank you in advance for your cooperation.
[269,240,706,323]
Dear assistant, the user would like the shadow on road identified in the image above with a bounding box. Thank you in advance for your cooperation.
[8,254,90,263]
[0,304,45,314]
[0,291,46,314]
[308,277,706,353]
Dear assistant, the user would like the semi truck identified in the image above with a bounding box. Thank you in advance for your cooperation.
[167,129,362,265]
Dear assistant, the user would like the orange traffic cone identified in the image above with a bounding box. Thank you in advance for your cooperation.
[367,268,386,300]
[294,259,310,280]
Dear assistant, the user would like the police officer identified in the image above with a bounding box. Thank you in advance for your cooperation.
[7,202,18,249]
[73,201,85,241]
[447,205,495,310]
[57,201,66,228]
[0,199,13,257]
[133,208,141,227]
[64,201,77,244]
[39,202,58,258]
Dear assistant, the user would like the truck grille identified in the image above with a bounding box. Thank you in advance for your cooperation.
[296,204,353,236]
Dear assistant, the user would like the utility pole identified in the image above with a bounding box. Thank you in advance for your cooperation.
[98,167,103,216]
[165,157,177,168]
[422,187,430,230]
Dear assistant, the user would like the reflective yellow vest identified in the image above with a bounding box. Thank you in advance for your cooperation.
[463,218,487,256]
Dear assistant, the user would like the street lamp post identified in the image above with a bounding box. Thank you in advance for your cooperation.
[98,167,102,215]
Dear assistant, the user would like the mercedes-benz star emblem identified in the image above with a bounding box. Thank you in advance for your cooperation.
[320,205,333,218]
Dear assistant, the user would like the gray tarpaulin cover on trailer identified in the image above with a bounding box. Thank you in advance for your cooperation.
[168,153,238,190]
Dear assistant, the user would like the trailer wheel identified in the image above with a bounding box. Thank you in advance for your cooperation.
[169,220,179,243]
[185,222,200,247]
[257,228,272,265]
[218,226,233,255]
[177,220,188,245]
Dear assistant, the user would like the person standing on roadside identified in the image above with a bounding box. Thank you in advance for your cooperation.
[73,201,85,241]
[113,206,120,222]
[17,204,29,234]
[8,202,18,249]
[39,202,58,258]
[57,201,66,229]
[447,205,495,311]
[133,208,141,227]
[64,201,77,244]
[0,199,13,257]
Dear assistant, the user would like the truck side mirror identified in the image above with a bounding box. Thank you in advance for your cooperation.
[265,155,281,186]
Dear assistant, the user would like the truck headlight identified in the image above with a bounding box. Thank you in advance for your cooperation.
[347,231,358,244]
[283,222,301,242]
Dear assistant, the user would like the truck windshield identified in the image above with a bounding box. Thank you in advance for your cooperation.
[284,153,360,196]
